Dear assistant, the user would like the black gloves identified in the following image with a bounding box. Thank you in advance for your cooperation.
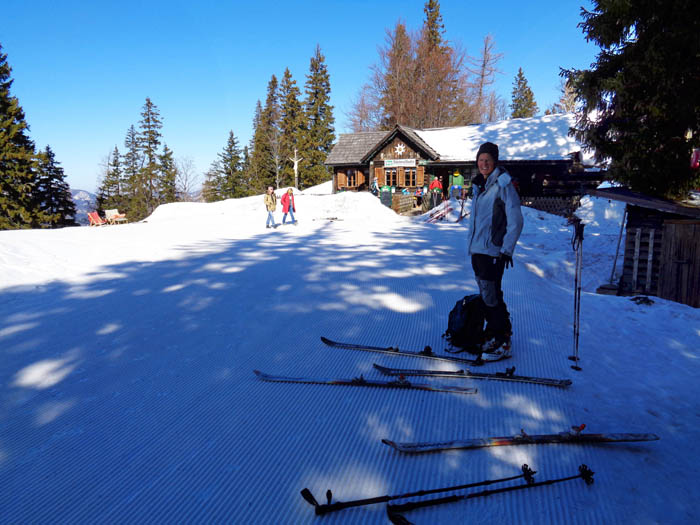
[501,253,513,269]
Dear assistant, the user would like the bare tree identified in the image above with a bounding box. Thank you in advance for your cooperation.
[486,92,510,122]
[467,34,503,123]
[545,78,578,114]
[346,84,383,132]
[175,157,201,201]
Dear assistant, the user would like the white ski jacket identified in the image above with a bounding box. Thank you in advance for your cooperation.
[467,167,524,257]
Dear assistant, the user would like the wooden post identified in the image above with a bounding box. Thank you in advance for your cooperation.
[645,229,655,293]
[632,228,641,291]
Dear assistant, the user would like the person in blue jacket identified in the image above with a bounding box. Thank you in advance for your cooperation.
[467,142,524,355]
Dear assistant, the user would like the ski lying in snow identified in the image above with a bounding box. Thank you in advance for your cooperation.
[254,370,477,395]
[320,336,506,366]
[382,425,660,454]
[373,364,572,388]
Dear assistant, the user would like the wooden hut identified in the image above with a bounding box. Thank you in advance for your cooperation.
[589,187,700,308]
[325,114,605,216]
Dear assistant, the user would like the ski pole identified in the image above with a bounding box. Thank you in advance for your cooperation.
[386,464,594,515]
[300,464,535,516]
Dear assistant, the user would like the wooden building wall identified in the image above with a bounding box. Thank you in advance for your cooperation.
[620,206,665,295]
[658,220,700,307]
[620,206,700,308]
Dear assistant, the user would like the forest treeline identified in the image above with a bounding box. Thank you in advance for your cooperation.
[96,44,335,221]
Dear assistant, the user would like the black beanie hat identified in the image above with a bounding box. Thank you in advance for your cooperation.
[476,141,499,163]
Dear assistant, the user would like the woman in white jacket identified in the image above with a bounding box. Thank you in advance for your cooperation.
[467,142,524,355]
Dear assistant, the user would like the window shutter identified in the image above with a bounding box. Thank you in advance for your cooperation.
[417,166,425,187]
[376,167,385,186]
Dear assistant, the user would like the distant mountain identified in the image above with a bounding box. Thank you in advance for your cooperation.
[71,189,96,225]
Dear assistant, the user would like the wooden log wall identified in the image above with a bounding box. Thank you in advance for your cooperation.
[391,194,415,214]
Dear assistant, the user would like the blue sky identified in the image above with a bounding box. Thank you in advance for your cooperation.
[2,0,597,193]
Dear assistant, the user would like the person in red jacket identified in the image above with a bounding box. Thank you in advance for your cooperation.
[281,188,297,225]
[428,175,443,208]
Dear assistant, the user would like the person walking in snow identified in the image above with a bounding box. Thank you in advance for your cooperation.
[281,188,297,225]
[467,141,524,356]
[264,186,278,228]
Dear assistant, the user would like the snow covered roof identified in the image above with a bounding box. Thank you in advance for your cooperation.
[327,114,596,167]
[413,113,592,164]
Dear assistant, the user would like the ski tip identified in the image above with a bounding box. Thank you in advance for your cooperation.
[373,363,390,374]
[381,438,398,449]
[253,369,263,377]
[320,336,332,345]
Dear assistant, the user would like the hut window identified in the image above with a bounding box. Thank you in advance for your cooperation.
[386,168,398,186]
[347,169,357,187]
[404,168,416,187]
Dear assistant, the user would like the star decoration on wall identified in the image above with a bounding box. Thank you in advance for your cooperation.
[394,143,406,156]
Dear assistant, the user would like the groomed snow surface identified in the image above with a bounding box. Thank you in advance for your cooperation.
[1,182,699,524]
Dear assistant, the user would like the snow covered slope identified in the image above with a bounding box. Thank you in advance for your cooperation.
[0,187,698,524]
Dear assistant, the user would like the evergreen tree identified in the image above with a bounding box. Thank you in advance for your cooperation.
[201,132,245,201]
[201,161,222,203]
[423,0,445,49]
[123,125,143,216]
[510,68,539,118]
[36,145,77,228]
[0,44,46,229]
[158,144,177,204]
[241,145,252,193]
[304,45,335,188]
[566,0,700,198]
[96,146,127,212]
[279,68,306,187]
[251,77,280,191]
[137,97,163,216]
[219,131,245,197]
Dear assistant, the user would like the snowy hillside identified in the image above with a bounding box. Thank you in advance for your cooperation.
[1,186,699,524]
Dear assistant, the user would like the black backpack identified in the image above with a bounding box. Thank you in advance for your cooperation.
[443,294,486,354]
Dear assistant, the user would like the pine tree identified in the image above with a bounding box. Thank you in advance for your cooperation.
[279,68,306,187]
[215,131,244,198]
[123,125,144,217]
[423,0,445,49]
[566,0,700,198]
[158,144,177,204]
[36,145,77,227]
[201,161,222,203]
[0,44,46,229]
[304,45,335,188]
[137,97,163,216]
[97,146,127,213]
[510,68,539,118]
[251,77,281,191]
[241,145,252,192]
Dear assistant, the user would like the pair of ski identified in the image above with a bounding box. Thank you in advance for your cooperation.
[301,463,595,517]
[383,424,660,454]
[255,337,569,394]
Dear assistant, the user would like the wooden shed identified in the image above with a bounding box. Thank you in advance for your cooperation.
[589,187,700,308]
